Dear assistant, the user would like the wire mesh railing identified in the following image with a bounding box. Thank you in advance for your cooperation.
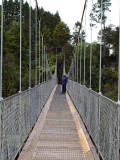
[67,80,119,160]
[0,76,56,160]
[67,1,120,158]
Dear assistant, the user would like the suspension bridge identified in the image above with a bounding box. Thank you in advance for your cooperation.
[0,0,120,160]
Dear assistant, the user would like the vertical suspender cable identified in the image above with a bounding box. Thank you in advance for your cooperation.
[78,0,87,84]
[98,0,103,157]
[80,29,82,84]
[0,1,3,157]
[71,59,73,80]
[56,48,57,79]
[64,54,65,74]
[118,2,120,103]
[35,0,40,84]
[46,52,48,80]
[75,45,77,81]
[77,37,79,82]
[117,3,120,159]
[20,0,22,92]
[35,5,37,86]
[99,0,102,94]
[73,56,74,81]
[45,53,48,81]
[29,0,31,89]
[45,46,46,81]
[42,35,43,82]
[46,54,48,80]
[63,53,64,74]
[84,5,87,86]
[63,54,65,74]
[39,21,40,84]
[90,0,93,89]
[0,0,3,99]
[44,46,45,82]
[0,12,3,160]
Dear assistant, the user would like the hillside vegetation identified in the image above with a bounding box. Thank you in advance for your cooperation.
[0,0,119,102]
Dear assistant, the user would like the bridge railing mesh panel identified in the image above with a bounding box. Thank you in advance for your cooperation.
[67,80,119,160]
[0,78,56,160]
[99,95,119,160]
[89,89,99,148]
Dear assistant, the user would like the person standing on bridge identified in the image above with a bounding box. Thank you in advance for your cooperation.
[62,74,68,94]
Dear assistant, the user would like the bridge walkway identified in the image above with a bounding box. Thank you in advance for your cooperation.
[18,85,99,160]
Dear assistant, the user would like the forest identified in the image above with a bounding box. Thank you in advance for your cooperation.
[0,0,119,102]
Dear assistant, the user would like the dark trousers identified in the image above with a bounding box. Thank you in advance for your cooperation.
[62,84,66,93]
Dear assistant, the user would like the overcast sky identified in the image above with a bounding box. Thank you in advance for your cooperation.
[0,0,119,42]
[31,0,119,42]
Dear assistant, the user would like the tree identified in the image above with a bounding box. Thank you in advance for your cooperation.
[42,25,52,47]
[53,21,71,48]
[90,0,111,54]
[90,0,111,28]
[72,22,85,45]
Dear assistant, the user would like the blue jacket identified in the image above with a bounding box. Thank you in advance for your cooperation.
[62,76,68,85]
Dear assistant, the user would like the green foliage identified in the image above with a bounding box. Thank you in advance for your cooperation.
[42,25,52,47]
[90,0,111,26]
[53,22,71,47]
[2,0,118,103]
[70,32,119,102]
[72,21,85,45]
[0,0,61,98]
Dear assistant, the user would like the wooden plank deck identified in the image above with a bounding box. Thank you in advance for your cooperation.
[18,85,99,160]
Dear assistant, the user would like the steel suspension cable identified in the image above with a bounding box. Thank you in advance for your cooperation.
[44,46,46,82]
[20,0,22,92]
[77,0,87,84]
[63,54,65,75]
[84,5,87,86]
[80,29,82,85]
[90,0,93,89]
[0,0,3,100]
[118,2,120,103]
[73,57,75,81]
[78,0,87,40]
[98,0,103,158]
[117,3,120,159]
[99,0,103,94]
[77,39,79,83]
[39,20,41,84]
[56,48,57,79]
[42,35,43,83]
[75,45,77,81]
[35,0,41,84]
[35,5,37,86]
[29,0,31,89]
[46,53,48,80]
